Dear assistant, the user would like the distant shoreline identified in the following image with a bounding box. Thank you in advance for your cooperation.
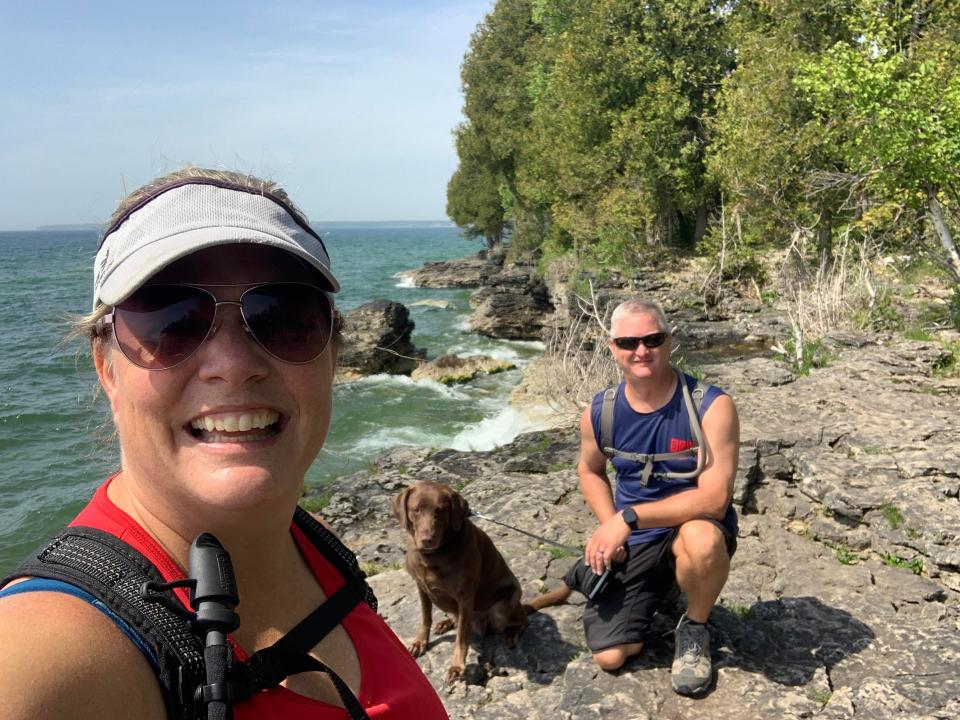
[10,220,456,233]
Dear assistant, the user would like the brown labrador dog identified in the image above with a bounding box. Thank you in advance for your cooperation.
[393,481,530,683]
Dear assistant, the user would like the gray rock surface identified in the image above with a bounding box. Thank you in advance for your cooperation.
[311,339,960,720]
[469,260,555,340]
[404,251,504,288]
[336,300,420,377]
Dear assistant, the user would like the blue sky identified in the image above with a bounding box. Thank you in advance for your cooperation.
[0,1,493,230]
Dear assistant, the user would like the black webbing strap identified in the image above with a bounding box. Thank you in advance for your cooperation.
[292,507,377,614]
[2,527,207,720]
[231,574,369,719]
[3,509,378,719]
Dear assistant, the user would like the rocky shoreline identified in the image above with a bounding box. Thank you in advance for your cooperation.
[309,250,960,720]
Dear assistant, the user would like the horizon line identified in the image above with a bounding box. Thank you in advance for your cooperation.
[0,219,459,233]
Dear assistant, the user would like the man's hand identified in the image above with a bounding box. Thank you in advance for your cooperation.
[585,513,631,574]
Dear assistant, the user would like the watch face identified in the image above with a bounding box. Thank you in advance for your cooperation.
[623,507,638,527]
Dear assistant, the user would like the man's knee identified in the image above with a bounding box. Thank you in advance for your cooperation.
[592,642,643,671]
[673,520,728,567]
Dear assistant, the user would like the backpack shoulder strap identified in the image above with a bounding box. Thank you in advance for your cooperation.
[292,507,377,612]
[599,385,618,458]
[3,527,206,720]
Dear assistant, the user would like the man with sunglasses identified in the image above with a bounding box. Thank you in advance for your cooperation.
[0,169,448,720]
[577,299,740,697]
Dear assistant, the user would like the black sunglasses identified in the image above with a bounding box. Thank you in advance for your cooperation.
[99,282,334,370]
[611,332,668,351]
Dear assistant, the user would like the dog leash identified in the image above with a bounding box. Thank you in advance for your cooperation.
[468,511,581,554]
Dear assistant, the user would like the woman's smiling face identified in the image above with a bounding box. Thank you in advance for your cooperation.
[95,244,337,521]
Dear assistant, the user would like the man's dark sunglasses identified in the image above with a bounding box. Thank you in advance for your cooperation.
[611,332,668,351]
[99,282,333,370]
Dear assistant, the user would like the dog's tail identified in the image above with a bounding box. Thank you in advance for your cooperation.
[523,584,573,614]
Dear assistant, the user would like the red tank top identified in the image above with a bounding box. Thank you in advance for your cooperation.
[71,479,448,720]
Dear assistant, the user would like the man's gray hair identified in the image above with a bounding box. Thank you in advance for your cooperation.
[608,299,669,336]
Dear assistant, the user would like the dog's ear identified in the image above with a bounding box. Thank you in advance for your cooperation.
[392,486,413,531]
[450,491,470,532]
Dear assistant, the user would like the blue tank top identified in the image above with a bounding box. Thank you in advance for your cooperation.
[589,372,738,545]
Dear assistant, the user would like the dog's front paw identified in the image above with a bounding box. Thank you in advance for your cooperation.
[434,618,455,634]
[408,637,428,657]
[445,663,465,684]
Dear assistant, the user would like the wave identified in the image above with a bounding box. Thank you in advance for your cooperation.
[351,426,448,455]
[344,372,472,400]
[447,405,550,452]
[393,271,416,289]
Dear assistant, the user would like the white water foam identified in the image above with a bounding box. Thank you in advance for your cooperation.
[352,427,448,455]
[393,272,416,288]
[344,372,471,400]
[447,404,555,452]
[445,344,526,363]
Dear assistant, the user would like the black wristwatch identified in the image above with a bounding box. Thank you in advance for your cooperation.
[621,506,639,530]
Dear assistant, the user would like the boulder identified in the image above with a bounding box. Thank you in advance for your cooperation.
[469,261,555,340]
[411,354,516,385]
[336,300,419,377]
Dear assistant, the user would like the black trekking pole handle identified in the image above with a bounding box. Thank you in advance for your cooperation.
[189,533,241,720]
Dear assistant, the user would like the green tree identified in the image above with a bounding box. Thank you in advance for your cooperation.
[795,0,960,278]
[707,0,861,258]
[519,0,732,261]
[448,0,544,248]
[446,124,505,249]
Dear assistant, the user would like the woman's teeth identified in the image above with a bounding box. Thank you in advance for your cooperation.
[190,411,279,433]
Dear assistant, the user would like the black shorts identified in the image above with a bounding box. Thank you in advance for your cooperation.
[581,518,737,652]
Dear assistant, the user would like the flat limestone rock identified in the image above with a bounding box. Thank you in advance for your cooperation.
[316,337,959,720]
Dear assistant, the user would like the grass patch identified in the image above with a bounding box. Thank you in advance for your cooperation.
[818,538,862,565]
[760,288,780,306]
[933,340,960,378]
[783,336,831,376]
[879,504,903,530]
[299,490,332,514]
[540,543,579,560]
[833,544,862,565]
[881,552,923,575]
[858,290,904,333]
[807,687,833,706]
[904,326,934,341]
[725,600,754,620]
[672,354,705,381]
[359,560,405,577]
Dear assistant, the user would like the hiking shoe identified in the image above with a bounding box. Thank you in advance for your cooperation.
[671,614,712,696]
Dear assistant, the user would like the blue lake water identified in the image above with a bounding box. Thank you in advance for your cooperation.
[0,226,544,574]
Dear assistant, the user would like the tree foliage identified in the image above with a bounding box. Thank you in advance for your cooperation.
[447,0,960,279]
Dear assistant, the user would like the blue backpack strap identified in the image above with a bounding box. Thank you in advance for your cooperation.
[0,577,158,668]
